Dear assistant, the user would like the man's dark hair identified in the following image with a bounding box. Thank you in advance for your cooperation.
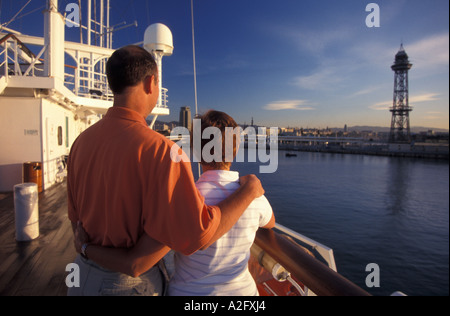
[106,45,158,94]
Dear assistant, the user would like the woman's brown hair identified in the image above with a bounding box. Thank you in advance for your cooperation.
[194,110,240,170]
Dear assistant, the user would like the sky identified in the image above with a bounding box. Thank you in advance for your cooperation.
[1,0,449,130]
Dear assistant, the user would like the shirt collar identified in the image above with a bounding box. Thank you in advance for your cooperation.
[105,106,148,126]
[198,170,240,183]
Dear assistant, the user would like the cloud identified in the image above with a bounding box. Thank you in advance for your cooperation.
[408,33,449,71]
[351,85,386,97]
[274,23,354,56]
[264,100,315,111]
[422,111,445,121]
[351,32,449,75]
[423,114,441,121]
[369,93,442,110]
[291,66,346,90]
[369,100,391,111]
[410,93,441,104]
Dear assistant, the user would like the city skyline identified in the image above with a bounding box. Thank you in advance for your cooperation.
[158,107,450,133]
[2,0,448,130]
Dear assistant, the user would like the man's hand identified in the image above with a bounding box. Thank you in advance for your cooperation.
[239,174,265,199]
[74,221,89,253]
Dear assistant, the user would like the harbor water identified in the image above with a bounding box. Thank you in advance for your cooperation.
[216,148,449,296]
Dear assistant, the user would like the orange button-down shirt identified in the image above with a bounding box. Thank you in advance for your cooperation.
[67,106,220,255]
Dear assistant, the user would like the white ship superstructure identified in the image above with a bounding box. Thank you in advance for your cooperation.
[0,0,172,192]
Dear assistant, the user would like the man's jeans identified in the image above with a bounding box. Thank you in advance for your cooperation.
[67,254,166,296]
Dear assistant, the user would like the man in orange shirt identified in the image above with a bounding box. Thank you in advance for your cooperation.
[67,45,264,296]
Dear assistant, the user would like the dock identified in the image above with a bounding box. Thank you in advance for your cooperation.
[276,137,449,160]
[0,182,75,296]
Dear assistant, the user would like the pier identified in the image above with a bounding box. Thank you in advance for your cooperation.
[276,136,449,159]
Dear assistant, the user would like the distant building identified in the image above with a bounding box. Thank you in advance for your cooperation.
[179,106,192,130]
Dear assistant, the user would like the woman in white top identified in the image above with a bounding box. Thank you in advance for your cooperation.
[169,169,274,296]
[168,110,275,296]
[74,110,275,296]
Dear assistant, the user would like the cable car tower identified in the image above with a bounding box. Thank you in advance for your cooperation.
[389,44,413,143]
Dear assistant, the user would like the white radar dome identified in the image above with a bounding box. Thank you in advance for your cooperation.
[143,23,173,56]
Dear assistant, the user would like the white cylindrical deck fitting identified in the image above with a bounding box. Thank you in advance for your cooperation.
[14,183,40,241]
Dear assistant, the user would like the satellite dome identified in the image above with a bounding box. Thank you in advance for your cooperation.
[143,23,173,56]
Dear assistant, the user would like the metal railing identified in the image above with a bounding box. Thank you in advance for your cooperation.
[0,32,169,109]
[160,87,168,108]
[274,223,337,272]
[0,33,42,78]
[253,226,371,296]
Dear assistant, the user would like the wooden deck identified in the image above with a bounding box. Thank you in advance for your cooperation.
[0,181,76,296]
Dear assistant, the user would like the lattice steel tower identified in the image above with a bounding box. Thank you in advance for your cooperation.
[389,44,413,143]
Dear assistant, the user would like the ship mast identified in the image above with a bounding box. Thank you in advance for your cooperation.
[44,0,64,80]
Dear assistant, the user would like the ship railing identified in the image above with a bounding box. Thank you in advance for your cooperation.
[0,33,42,79]
[65,67,168,108]
[0,36,8,78]
[0,33,169,109]
[273,223,337,272]
[252,224,371,296]
[63,59,113,101]
[160,87,169,108]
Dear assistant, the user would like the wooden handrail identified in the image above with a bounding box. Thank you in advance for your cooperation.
[254,228,371,296]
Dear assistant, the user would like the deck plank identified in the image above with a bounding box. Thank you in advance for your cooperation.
[0,181,76,296]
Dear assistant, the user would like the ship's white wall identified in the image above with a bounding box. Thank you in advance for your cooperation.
[41,98,69,190]
[0,97,42,191]
[0,95,101,191]
[40,99,99,190]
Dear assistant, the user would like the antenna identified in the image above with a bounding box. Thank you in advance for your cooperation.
[191,0,199,118]
[1,0,32,29]
[191,0,201,177]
